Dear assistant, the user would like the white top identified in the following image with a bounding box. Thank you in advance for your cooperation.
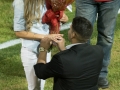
[13,0,49,53]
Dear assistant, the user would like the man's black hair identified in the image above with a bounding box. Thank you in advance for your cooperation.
[72,16,93,40]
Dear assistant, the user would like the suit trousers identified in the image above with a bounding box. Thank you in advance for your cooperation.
[21,47,51,90]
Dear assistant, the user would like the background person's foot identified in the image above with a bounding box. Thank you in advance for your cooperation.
[98,77,109,89]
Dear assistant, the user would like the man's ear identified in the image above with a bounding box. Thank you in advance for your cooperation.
[71,31,76,39]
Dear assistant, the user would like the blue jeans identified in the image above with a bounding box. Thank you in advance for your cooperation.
[75,0,120,78]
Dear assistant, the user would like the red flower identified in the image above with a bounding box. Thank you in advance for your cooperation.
[42,0,74,34]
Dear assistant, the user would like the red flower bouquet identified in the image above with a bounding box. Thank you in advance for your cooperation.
[42,0,74,34]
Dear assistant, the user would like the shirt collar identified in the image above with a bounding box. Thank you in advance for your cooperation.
[66,43,84,49]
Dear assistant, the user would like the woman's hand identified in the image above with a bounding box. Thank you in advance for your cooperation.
[40,34,63,51]
[46,34,63,40]
[60,12,68,23]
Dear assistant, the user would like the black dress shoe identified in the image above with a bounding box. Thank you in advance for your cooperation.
[98,77,109,89]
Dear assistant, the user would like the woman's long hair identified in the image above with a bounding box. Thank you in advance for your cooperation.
[24,0,44,31]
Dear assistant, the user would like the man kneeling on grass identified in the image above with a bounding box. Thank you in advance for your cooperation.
[34,16,104,90]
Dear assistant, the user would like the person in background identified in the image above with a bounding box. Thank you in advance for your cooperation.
[13,0,68,90]
[34,16,104,90]
[75,0,120,89]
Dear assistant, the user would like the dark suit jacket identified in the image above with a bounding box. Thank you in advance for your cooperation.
[34,43,104,90]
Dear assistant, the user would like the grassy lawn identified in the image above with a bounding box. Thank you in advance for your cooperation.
[0,0,17,43]
[0,0,120,90]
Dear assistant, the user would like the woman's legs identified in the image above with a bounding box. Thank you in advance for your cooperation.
[21,47,40,90]
[21,47,51,90]
[40,52,51,90]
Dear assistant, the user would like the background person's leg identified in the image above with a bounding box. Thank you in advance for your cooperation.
[75,0,98,44]
[75,0,97,25]
[97,0,120,88]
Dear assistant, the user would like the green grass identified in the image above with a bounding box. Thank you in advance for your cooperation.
[0,0,17,43]
[0,0,120,90]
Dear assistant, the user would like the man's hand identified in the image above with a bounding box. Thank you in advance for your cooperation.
[40,37,52,50]
[53,36,66,51]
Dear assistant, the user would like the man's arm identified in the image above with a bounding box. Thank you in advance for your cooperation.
[34,55,63,79]
[37,51,47,64]
[34,37,63,79]
[37,37,52,64]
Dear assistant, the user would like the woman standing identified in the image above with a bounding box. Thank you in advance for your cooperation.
[13,0,68,90]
